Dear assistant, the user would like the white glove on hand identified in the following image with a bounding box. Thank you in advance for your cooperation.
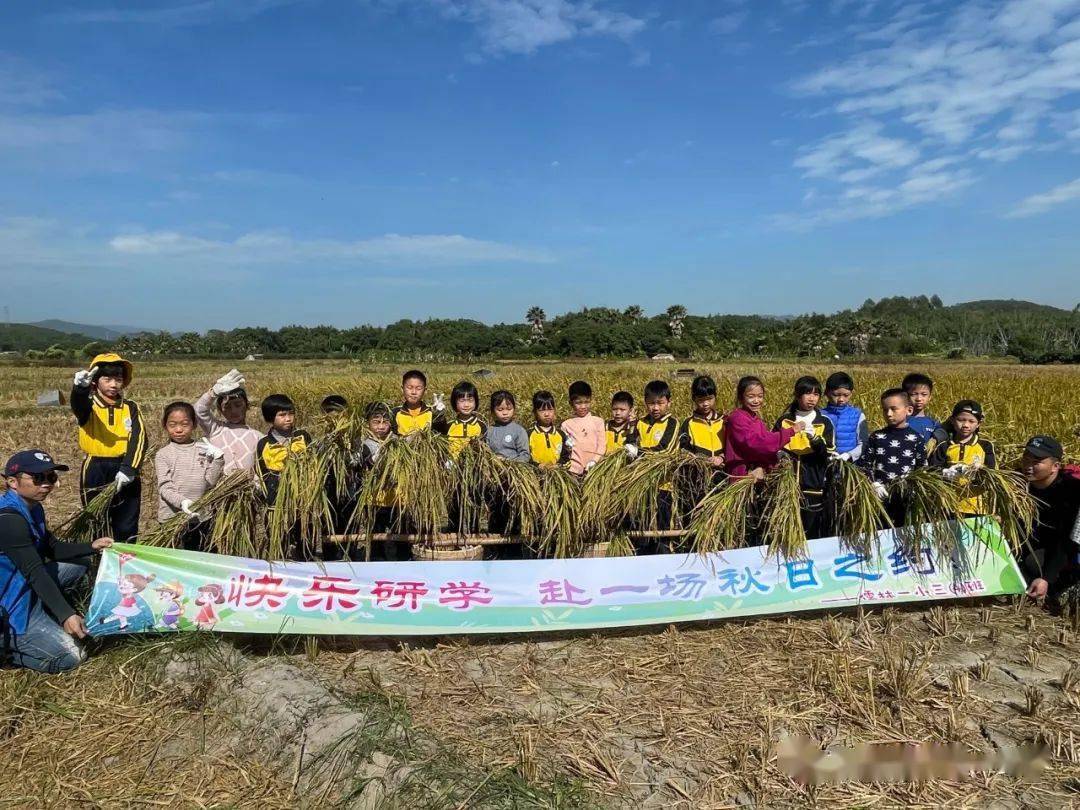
[432,393,446,412]
[585,460,597,472]
[196,438,224,460]
[624,444,639,460]
[180,499,200,519]
[73,366,98,388]
[213,369,245,396]
[800,421,817,435]
[872,482,888,500]
[828,451,842,462]
[114,470,135,490]
[444,459,455,470]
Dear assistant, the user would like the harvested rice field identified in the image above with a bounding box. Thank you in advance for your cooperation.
[1,359,1079,808]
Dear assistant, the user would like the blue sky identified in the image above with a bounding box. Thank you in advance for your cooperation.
[3,0,1079,331]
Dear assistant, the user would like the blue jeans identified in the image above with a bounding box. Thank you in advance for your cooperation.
[6,562,88,674]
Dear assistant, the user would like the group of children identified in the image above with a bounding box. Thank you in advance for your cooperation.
[69,355,1008,560]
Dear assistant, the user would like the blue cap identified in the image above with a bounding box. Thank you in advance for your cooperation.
[4,450,70,477]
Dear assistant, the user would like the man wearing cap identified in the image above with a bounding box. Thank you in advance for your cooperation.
[1,450,113,673]
[1021,435,1080,601]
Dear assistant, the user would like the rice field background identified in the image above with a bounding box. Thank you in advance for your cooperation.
[1,358,1080,807]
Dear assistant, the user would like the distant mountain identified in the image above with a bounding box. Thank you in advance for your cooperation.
[30,320,149,340]
[0,323,95,352]
[948,299,1074,315]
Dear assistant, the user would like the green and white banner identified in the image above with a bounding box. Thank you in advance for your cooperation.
[87,519,1025,637]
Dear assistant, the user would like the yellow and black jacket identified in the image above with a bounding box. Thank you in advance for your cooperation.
[630,414,679,491]
[527,425,572,467]
[256,429,312,503]
[391,403,434,436]
[70,388,148,476]
[679,413,724,459]
[437,415,487,459]
[605,419,636,454]
[929,434,996,514]
[629,414,679,452]
[774,411,835,496]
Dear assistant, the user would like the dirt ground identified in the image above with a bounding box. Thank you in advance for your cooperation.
[2,596,1078,808]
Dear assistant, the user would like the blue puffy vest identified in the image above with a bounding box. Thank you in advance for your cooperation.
[822,403,863,455]
[0,489,47,635]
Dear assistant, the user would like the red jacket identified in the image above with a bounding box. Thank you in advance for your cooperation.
[723,407,795,478]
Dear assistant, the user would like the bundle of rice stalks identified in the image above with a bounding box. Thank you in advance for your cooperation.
[205,473,268,558]
[686,475,758,554]
[353,430,451,540]
[832,460,892,558]
[315,409,366,505]
[536,465,583,558]
[60,482,118,542]
[268,449,334,560]
[610,448,712,533]
[498,458,545,542]
[962,465,1037,553]
[891,468,964,560]
[579,450,631,541]
[449,440,503,536]
[760,464,808,561]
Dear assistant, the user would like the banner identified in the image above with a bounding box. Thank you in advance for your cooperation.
[87,519,1025,637]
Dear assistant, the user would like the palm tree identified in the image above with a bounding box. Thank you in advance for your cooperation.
[526,306,547,342]
[624,305,644,321]
[665,305,687,340]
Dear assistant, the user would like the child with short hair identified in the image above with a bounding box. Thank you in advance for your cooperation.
[194,369,262,475]
[359,402,407,561]
[902,372,943,446]
[605,391,636,454]
[321,394,348,415]
[527,391,572,468]
[255,394,312,507]
[154,402,225,551]
[680,375,724,467]
[774,376,835,539]
[627,380,681,551]
[392,369,446,435]
[929,400,995,515]
[822,371,868,461]
[858,388,927,525]
[485,391,530,553]
[70,353,148,542]
[561,380,606,476]
[438,381,487,535]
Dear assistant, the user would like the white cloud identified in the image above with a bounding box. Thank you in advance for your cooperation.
[708,12,747,35]
[0,54,62,107]
[780,0,1080,227]
[46,0,303,26]
[1005,176,1080,217]
[426,0,644,56]
[109,229,557,264]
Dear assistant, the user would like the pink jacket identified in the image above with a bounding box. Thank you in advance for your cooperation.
[723,407,795,478]
[561,414,606,476]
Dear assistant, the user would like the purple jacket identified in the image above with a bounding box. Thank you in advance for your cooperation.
[723,407,795,478]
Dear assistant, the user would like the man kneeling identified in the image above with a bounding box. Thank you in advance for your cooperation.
[1,450,113,673]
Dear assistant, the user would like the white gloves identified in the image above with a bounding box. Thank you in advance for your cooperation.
[73,366,98,388]
[180,499,200,519]
[114,470,135,490]
[872,482,888,500]
[213,369,245,396]
[585,460,597,472]
[942,464,964,481]
[432,393,446,412]
[624,444,639,460]
[196,438,225,461]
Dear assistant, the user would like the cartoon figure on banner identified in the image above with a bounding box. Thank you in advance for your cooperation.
[98,553,157,631]
[194,584,225,629]
[154,581,186,630]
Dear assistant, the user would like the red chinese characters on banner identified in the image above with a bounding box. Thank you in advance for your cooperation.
[226,573,289,612]
[372,580,429,612]
[300,575,364,613]
[438,581,493,611]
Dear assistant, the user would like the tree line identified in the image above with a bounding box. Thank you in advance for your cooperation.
[14,296,1080,363]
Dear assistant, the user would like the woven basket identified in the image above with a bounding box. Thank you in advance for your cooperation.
[416,544,484,561]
